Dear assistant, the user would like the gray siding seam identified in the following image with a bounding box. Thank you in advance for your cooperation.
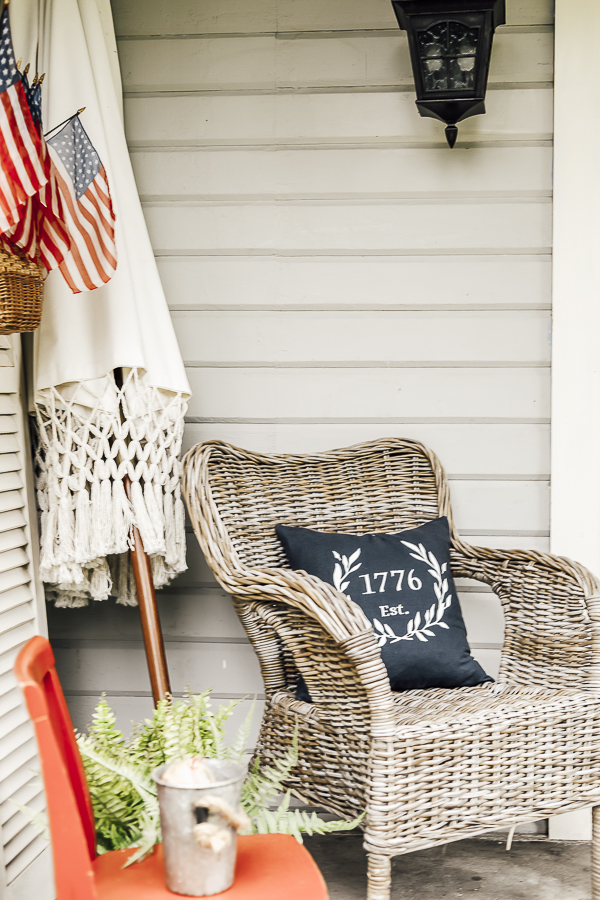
[170,305,552,312]
[152,248,553,257]
[182,361,550,369]
[116,25,553,40]
[184,416,551,425]
[123,83,553,98]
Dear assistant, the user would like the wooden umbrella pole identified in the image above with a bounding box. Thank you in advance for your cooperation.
[123,476,171,704]
[114,368,171,704]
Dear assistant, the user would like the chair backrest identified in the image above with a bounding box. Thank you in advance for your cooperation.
[14,636,97,900]
[186,438,454,574]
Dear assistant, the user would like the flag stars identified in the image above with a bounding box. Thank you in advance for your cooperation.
[0,9,20,89]
[49,115,101,199]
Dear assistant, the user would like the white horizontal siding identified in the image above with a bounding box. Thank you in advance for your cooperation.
[159,256,551,311]
[54,0,553,745]
[53,642,264,696]
[142,200,552,254]
[172,310,551,364]
[125,89,553,147]
[461,594,506,647]
[185,367,549,420]
[118,31,552,93]
[465,535,549,551]
[132,146,552,200]
[451,481,549,533]
[113,0,553,35]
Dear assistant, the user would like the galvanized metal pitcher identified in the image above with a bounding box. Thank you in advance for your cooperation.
[153,758,247,896]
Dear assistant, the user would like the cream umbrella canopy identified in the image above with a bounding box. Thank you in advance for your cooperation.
[10,1,191,625]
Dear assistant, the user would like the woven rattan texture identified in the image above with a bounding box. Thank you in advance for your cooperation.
[0,246,44,334]
[264,682,600,847]
[183,438,600,900]
[201,441,440,570]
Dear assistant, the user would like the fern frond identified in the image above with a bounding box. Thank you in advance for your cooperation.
[74,693,365,861]
[214,696,241,731]
[163,698,190,763]
[78,738,157,803]
[228,697,254,762]
[205,707,226,760]
[281,808,365,843]
[242,726,299,820]
[87,695,126,758]
[122,813,161,867]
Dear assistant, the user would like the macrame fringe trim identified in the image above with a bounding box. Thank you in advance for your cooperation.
[35,369,189,607]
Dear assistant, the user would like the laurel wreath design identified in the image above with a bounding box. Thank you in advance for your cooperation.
[332,549,362,593]
[330,541,452,648]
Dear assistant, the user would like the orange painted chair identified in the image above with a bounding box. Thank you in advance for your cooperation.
[14,635,329,900]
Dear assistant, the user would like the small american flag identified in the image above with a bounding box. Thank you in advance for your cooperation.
[4,72,71,270]
[0,4,49,234]
[47,114,116,292]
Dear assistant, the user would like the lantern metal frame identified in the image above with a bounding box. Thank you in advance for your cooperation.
[391,0,505,147]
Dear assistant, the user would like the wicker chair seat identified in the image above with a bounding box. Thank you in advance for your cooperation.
[183,438,600,900]
[270,681,600,841]
[391,680,599,729]
[274,679,600,731]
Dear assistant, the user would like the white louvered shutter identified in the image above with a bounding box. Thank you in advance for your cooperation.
[0,336,53,900]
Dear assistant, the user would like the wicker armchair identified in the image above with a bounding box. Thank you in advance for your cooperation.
[183,438,600,900]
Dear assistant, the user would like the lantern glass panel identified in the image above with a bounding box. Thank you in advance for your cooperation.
[419,21,446,57]
[417,21,479,92]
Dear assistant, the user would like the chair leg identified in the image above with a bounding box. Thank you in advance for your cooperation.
[593,806,600,899]
[367,852,392,900]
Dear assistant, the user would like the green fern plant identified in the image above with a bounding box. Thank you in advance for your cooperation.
[76,692,362,864]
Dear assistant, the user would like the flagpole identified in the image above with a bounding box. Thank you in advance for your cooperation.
[43,107,85,140]
[114,367,171,704]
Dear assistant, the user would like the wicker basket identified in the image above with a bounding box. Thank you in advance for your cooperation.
[0,245,44,335]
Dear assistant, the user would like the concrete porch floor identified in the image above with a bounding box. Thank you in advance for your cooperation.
[304,834,591,899]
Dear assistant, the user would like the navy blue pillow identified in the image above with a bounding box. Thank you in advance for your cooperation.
[275,517,492,699]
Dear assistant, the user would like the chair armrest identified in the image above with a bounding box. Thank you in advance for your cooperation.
[234,565,371,642]
[231,566,397,737]
[451,540,600,603]
[450,539,600,690]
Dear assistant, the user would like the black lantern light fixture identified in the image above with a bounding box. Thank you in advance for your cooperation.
[391,0,505,147]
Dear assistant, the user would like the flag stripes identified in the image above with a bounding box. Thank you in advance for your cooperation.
[2,114,70,269]
[36,140,71,270]
[0,4,116,293]
[0,81,48,232]
[49,148,116,292]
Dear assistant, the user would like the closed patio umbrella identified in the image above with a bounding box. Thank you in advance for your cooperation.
[11,0,191,698]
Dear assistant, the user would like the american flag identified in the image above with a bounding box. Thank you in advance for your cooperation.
[0,4,49,234]
[47,114,116,292]
[3,71,71,270]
